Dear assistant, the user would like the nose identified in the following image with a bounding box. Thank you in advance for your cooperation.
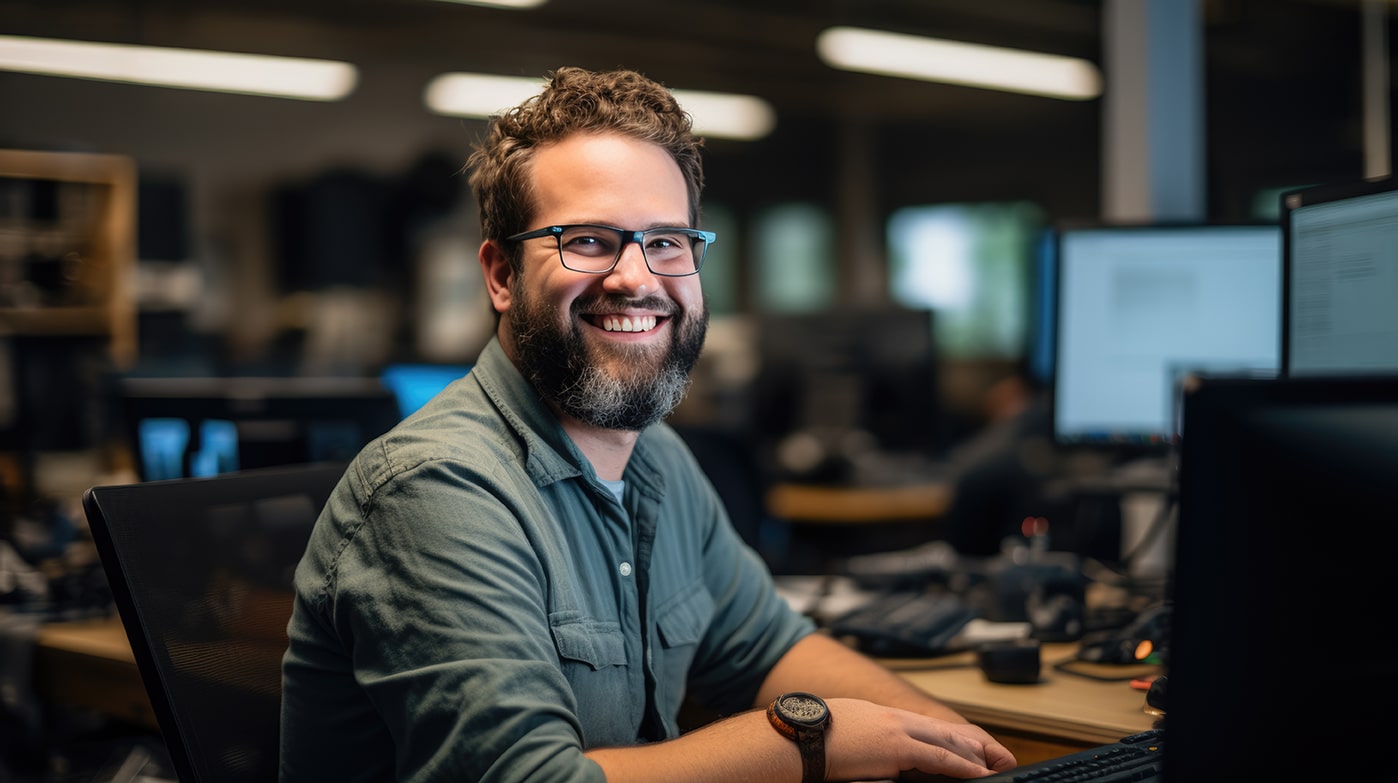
[603,240,658,296]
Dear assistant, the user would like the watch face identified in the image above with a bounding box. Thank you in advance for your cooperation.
[777,693,829,728]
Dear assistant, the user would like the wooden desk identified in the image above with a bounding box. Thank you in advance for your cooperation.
[33,614,157,731]
[767,481,953,524]
[886,643,1160,764]
[766,482,955,571]
[36,618,1156,767]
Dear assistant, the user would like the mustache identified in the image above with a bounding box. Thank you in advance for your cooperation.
[572,294,678,317]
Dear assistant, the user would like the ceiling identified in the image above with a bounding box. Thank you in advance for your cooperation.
[2,0,1106,126]
[1,0,1389,220]
[1,1,1382,137]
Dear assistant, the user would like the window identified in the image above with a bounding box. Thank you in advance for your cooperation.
[886,202,1044,359]
[752,203,835,312]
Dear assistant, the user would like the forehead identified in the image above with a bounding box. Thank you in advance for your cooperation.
[527,132,689,224]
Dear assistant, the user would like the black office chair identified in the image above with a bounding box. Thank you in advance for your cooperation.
[82,461,347,783]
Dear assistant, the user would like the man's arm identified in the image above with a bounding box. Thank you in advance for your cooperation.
[755,632,969,723]
[585,634,1017,782]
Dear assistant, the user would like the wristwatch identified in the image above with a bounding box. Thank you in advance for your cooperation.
[766,692,831,783]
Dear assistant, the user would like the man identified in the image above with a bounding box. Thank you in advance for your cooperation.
[280,66,1017,783]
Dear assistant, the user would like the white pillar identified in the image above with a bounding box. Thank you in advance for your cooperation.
[1102,0,1204,222]
[1363,0,1391,179]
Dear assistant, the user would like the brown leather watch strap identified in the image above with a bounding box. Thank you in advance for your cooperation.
[767,693,829,783]
[795,727,825,783]
[766,700,797,741]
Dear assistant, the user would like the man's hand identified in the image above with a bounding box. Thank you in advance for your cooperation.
[823,698,1017,781]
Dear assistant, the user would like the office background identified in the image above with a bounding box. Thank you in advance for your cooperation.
[0,0,1392,528]
[1,4,1395,778]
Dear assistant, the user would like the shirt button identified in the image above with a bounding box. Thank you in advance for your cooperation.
[618,561,633,577]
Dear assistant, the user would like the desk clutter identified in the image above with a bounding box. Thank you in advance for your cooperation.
[1,522,170,782]
[776,537,1170,680]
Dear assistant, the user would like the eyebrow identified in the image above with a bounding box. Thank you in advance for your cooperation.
[560,221,695,231]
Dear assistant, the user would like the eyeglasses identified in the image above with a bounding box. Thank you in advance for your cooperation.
[504,224,716,277]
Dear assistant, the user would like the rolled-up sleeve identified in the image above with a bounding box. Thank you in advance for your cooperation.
[284,454,608,783]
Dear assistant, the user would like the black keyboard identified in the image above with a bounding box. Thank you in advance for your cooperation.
[825,590,978,658]
[976,729,1164,782]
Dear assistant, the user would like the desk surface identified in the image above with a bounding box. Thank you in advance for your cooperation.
[34,617,1158,760]
[36,615,135,662]
[766,481,953,523]
[884,644,1159,747]
[34,615,156,731]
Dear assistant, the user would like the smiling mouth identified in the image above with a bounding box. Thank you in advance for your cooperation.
[592,314,660,333]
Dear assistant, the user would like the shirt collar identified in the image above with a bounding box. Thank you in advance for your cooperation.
[470,336,587,487]
[470,336,668,499]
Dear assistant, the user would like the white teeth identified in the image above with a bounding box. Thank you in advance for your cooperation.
[601,315,658,332]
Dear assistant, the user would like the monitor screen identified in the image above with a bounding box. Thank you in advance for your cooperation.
[1281,176,1398,376]
[1027,226,1058,387]
[1052,223,1282,448]
[752,307,942,466]
[120,376,401,481]
[379,363,472,418]
[1171,375,1398,778]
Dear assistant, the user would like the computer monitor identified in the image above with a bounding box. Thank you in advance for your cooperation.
[119,376,401,481]
[1051,223,1283,449]
[1171,374,1398,778]
[1280,175,1398,376]
[751,307,942,467]
[1027,226,1058,388]
[378,363,472,418]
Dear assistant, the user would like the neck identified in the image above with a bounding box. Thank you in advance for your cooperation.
[557,411,639,482]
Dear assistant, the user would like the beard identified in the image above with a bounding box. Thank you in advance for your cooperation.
[508,281,708,432]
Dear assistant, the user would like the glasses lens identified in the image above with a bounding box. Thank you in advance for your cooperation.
[642,228,706,275]
[553,225,706,275]
[556,226,622,273]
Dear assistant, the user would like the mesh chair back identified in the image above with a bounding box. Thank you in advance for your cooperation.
[82,462,346,783]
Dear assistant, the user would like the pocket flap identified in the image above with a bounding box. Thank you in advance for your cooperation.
[551,618,627,670]
[655,586,713,648]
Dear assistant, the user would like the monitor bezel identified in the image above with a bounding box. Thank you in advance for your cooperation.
[1049,220,1283,455]
[1170,373,1398,778]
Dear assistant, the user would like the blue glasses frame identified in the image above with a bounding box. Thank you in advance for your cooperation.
[505,223,716,276]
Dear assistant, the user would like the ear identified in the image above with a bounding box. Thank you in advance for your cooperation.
[480,239,514,315]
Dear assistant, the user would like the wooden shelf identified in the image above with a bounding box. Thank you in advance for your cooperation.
[0,147,138,367]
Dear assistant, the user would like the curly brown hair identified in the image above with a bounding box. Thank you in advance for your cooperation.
[466,66,706,262]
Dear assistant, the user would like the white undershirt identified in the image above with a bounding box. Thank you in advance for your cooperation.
[600,478,625,504]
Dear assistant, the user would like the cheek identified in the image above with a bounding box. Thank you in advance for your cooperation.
[530,272,600,322]
[517,262,587,305]
[670,278,705,311]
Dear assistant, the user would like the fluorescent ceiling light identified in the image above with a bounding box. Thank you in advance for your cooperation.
[424,73,776,141]
[0,35,358,101]
[424,73,546,118]
[430,0,549,7]
[817,26,1102,101]
[671,90,777,141]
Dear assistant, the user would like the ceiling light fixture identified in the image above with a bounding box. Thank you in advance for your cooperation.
[0,35,358,101]
[423,72,777,141]
[816,26,1102,101]
[429,0,549,8]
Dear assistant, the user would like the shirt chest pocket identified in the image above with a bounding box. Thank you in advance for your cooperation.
[652,584,714,723]
[551,617,627,670]
[550,615,631,747]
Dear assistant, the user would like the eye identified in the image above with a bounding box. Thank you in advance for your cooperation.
[645,231,689,251]
[560,227,618,257]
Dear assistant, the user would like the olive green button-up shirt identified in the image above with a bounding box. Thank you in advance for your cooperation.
[280,337,814,782]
